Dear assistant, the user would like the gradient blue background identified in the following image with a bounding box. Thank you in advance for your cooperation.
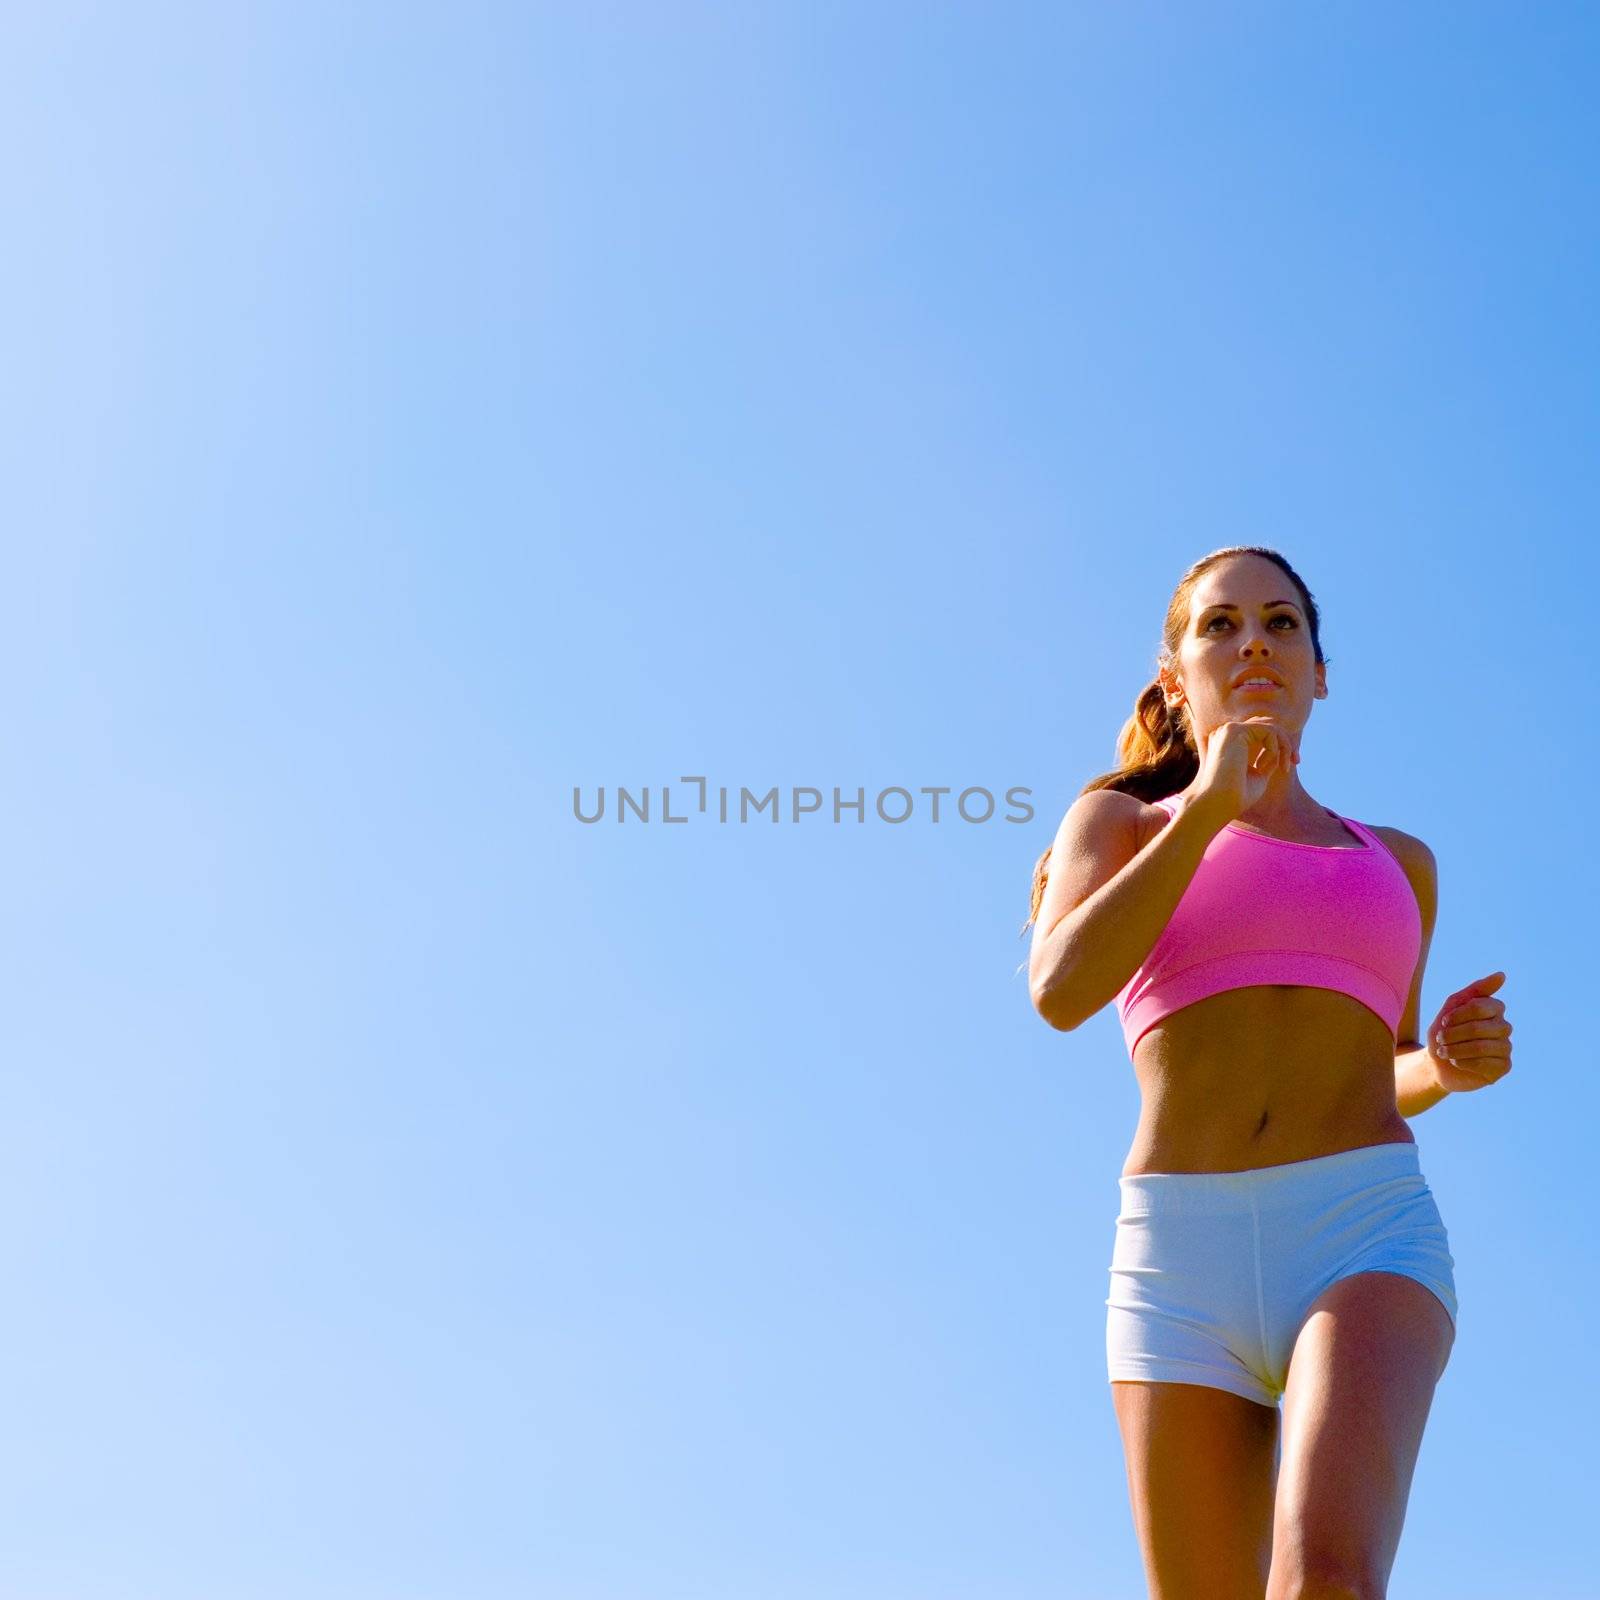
[2,4,1589,1596]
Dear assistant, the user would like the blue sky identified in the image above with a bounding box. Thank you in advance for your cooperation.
[1,4,1592,1596]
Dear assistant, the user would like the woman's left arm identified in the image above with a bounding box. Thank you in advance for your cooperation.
[1373,826,1515,1116]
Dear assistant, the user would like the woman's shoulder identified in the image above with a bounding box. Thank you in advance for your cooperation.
[1362,822,1437,884]
[1362,825,1439,943]
[1054,786,1174,855]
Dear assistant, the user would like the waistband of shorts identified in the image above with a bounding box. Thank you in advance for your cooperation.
[1116,1139,1426,1216]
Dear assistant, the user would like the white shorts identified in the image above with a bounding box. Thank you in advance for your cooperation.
[1106,1140,1458,1409]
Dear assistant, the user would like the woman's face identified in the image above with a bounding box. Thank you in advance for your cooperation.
[1163,554,1325,756]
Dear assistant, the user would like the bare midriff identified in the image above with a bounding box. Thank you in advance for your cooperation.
[1122,984,1414,1176]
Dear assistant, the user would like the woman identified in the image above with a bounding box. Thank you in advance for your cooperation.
[1022,547,1512,1600]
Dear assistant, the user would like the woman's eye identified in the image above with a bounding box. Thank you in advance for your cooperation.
[1206,614,1296,631]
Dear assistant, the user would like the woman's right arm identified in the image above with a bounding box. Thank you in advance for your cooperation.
[1028,788,1226,1032]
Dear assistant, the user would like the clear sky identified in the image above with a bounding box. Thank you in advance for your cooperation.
[1,4,1592,1597]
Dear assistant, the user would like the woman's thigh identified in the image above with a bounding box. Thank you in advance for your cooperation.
[1111,1378,1279,1600]
[1267,1270,1455,1599]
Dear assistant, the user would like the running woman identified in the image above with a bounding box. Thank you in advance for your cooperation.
[1024,546,1513,1600]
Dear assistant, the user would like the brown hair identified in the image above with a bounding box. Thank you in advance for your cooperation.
[1021,546,1328,935]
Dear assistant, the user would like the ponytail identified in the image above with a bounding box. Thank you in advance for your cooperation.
[1021,678,1200,933]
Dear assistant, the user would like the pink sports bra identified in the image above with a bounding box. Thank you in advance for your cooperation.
[1114,793,1423,1059]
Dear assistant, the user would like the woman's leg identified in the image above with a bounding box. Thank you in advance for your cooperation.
[1112,1378,1280,1600]
[1266,1270,1456,1600]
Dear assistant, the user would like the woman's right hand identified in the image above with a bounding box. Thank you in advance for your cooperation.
[1188,718,1300,824]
